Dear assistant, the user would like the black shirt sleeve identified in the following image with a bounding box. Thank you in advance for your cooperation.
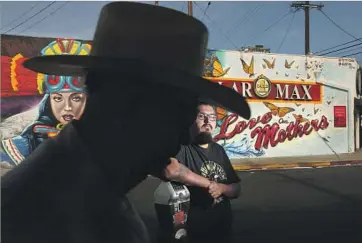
[219,145,241,184]
[175,145,186,166]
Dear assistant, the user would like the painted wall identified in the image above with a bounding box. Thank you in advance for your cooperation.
[1,35,91,166]
[0,35,360,168]
[204,49,359,158]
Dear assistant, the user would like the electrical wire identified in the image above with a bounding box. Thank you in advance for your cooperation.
[232,3,265,37]
[276,11,296,53]
[333,46,362,56]
[201,2,211,22]
[242,10,293,47]
[341,51,362,58]
[2,1,56,34]
[20,2,68,34]
[320,42,362,56]
[313,38,362,55]
[181,1,186,12]
[0,2,42,31]
[194,2,239,50]
[226,2,264,37]
[319,9,361,43]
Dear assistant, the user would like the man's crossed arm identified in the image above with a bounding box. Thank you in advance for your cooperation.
[163,158,211,188]
[209,181,241,199]
[162,158,241,200]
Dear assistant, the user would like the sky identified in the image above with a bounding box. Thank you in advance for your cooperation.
[1,1,362,63]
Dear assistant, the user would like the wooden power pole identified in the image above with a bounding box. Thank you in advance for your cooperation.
[188,1,193,16]
[291,1,324,55]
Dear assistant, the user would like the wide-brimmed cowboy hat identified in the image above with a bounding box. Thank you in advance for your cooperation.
[23,1,251,119]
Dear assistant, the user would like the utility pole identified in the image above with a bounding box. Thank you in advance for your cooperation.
[188,1,193,16]
[291,1,324,55]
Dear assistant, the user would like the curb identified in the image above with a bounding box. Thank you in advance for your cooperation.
[232,160,362,171]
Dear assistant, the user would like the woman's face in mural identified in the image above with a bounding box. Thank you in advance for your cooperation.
[50,92,87,124]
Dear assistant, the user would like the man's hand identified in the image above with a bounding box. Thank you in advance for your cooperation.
[208,181,224,199]
[164,158,185,178]
[208,181,241,199]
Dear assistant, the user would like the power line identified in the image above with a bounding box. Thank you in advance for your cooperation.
[193,2,239,50]
[232,3,265,37]
[201,2,211,22]
[333,46,362,57]
[20,2,68,34]
[1,2,42,31]
[2,1,56,34]
[277,11,296,53]
[319,9,361,43]
[320,42,362,56]
[181,1,186,12]
[341,51,362,58]
[313,38,362,55]
[242,10,293,47]
[225,3,264,37]
[225,4,255,35]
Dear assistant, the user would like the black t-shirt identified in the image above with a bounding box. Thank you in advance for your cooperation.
[175,142,240,209]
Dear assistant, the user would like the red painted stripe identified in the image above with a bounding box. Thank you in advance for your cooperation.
[7,140,23,162]
[330,161,362,166]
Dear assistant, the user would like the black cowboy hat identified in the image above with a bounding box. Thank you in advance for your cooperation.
[23,1,251,119]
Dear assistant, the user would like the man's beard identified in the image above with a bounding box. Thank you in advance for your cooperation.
[194,131,213,145]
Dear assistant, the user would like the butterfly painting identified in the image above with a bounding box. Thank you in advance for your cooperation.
[293,114,309,123]
[216,107,228,127]
[216,107,228,121]
[263,58,276,69]
[203,54,231,77]
[285,60,295,69]
[263,102,295,117]
[240,56,254,77]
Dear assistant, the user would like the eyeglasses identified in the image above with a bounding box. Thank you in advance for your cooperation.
[197,112,217,122]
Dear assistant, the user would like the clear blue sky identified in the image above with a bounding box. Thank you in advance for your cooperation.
[1,1,362,62]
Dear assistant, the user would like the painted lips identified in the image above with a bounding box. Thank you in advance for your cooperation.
[62,115,74,121]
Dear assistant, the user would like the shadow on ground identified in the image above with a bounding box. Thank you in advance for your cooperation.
[128,169,362,243]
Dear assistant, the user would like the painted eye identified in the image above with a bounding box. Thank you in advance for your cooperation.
[53,96,63,102]
[72,96,81,102]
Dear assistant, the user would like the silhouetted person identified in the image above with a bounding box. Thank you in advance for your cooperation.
[1,2,250,243]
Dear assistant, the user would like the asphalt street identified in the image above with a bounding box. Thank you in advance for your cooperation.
[127,166,362,243]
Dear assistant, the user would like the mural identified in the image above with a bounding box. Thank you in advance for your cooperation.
[1,35,91,166]
[0,35,360,170]
[203,49,359,158]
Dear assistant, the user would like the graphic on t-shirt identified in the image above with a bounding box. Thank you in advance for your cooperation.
[200,161,227,182]
[200,161,228,204]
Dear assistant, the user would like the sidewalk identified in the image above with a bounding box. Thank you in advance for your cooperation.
[231,151,362,171]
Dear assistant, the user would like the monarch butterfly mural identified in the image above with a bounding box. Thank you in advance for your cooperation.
[204,54,231,78]
[240,56,254,77]
[293,114,309,123]
[263,102,295,118]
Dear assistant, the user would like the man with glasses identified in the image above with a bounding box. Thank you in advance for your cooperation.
[175,102,241,243]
